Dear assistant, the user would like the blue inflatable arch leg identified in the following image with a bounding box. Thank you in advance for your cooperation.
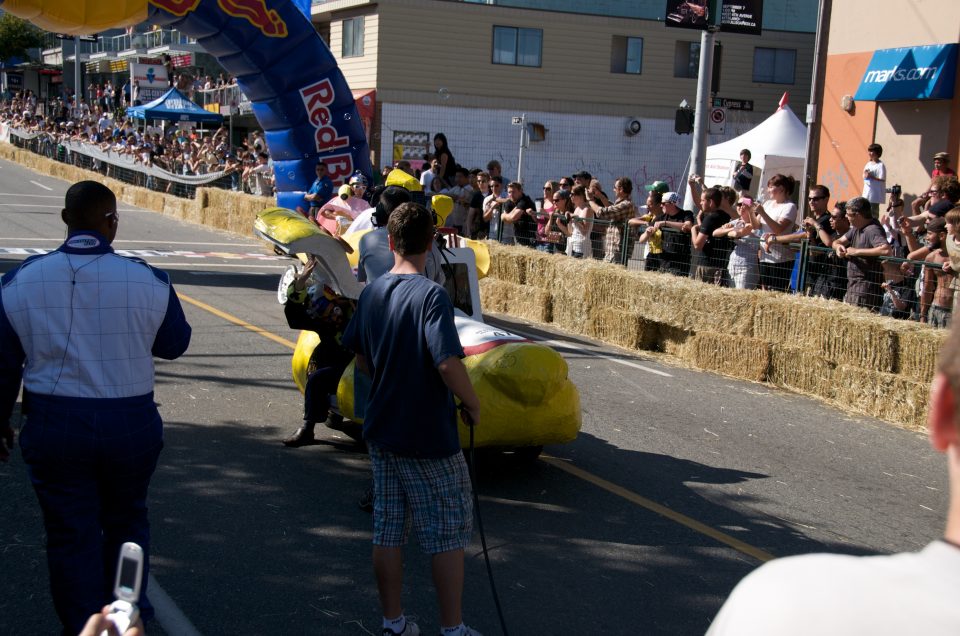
[147,0,373,212]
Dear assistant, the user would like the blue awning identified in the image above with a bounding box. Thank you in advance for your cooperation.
[854,43,957,102]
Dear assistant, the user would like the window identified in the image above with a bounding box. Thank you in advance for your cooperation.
[492,26,542,67]
[342,17,364,58]
[753,47,796,84]
[611,36,643,74]
[674,41,700,78]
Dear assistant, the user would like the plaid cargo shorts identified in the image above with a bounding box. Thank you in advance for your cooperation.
[368,443,473,554]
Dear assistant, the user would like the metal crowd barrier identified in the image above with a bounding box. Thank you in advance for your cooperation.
[9,129,236,200]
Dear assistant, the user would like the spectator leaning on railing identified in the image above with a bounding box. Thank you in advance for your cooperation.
[756,174,799,292]
[690,186,736,285]
[833,196,891,312]
[920,217,957,328]
[587,176,636,264]
[714,194,761,290]
[560,184,595,260]
[649,192,694,276]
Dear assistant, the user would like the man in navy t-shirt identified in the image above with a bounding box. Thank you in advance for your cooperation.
[342,202,482,636]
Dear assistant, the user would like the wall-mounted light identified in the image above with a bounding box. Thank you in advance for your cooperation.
[840,95,855,112]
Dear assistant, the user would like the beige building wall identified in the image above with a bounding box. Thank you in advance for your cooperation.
[828,1,960,53]
[327,7,378,90]
[875,101,953,195]
[320,0,814,118]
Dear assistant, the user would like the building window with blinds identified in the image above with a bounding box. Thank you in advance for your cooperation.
[342,17,365,58]
[492,26,542,67]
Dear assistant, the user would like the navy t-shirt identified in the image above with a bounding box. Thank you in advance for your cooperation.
[342,273,464,457]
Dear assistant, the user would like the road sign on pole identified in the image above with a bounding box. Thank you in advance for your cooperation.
[709,107,726,134]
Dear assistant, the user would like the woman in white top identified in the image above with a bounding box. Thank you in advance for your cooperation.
[755,174,798,292]
[558,184,595,259]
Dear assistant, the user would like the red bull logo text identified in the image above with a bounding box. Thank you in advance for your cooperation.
[300,79,350,155]
[319,153,354,185]
[148,0,202,17]
[218,0,288,38]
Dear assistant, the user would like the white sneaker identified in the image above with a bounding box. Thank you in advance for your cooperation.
[383,621,420,636]
[439,627,482,636]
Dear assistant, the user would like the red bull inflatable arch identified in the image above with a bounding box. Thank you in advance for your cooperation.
[0,0,374,211]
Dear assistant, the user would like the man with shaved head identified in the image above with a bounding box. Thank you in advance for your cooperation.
[0,180,191,634]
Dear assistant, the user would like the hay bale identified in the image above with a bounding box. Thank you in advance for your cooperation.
[552,286,590,333]
[831,365,929,431]
[689,332,770,382]
[583,266,756,333]
[753,293,849,343]
[587,307,661,351]
[478,279,551,323]
[896,324,947,382]
[753,294,897,372]
[814,314,898,373]
[768,344,835,397]
[485,242,528,285]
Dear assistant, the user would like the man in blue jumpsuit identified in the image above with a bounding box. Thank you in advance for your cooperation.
[304,160,334,222]
[0,180,192,635]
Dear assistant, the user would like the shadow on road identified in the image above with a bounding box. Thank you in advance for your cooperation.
[1,419,884,635]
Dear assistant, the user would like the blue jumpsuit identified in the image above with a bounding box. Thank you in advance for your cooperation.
[0,230,191,634]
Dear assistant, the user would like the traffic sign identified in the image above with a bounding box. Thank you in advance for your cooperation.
[511,116,522,126]
[709,107,726,134]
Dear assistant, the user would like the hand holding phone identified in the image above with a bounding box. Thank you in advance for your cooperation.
[102,543,143,636]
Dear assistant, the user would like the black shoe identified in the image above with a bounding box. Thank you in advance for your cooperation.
[282,426,315,447]
[358,486,374,512]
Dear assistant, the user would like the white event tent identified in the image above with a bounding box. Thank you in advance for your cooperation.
[703,102,808,199]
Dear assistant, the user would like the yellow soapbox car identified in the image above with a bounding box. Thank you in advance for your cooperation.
[253,206,581,458]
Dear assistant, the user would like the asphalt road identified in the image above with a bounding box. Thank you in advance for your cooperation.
[0,158,947,635]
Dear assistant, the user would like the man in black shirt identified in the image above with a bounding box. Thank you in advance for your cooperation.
[647,192,694,276]
[691,187,735,284]
[502,181,537,247]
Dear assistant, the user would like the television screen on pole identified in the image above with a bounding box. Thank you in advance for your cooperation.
[665,0,709,30]
[720,0,763,35]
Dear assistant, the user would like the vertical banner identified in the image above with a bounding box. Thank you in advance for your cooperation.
[720,0,763,35]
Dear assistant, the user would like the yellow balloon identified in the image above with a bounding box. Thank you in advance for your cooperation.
[432,194,453,226]
[2,0,146,35]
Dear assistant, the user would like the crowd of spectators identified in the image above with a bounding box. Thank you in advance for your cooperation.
[419,139,960,329]
[2,104,957,326]
[0,89,274,195]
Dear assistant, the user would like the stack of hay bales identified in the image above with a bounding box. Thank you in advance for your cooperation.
[479,242,944,431]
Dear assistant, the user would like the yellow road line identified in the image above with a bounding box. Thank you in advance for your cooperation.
[541,455,775,563]
[177,292,298,350]
[179,291,775,564]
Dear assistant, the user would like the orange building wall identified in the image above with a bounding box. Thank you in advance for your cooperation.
[816,52,877,202]
[818,49,960,204]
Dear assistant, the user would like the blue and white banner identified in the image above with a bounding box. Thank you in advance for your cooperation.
[855,43,957,102]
